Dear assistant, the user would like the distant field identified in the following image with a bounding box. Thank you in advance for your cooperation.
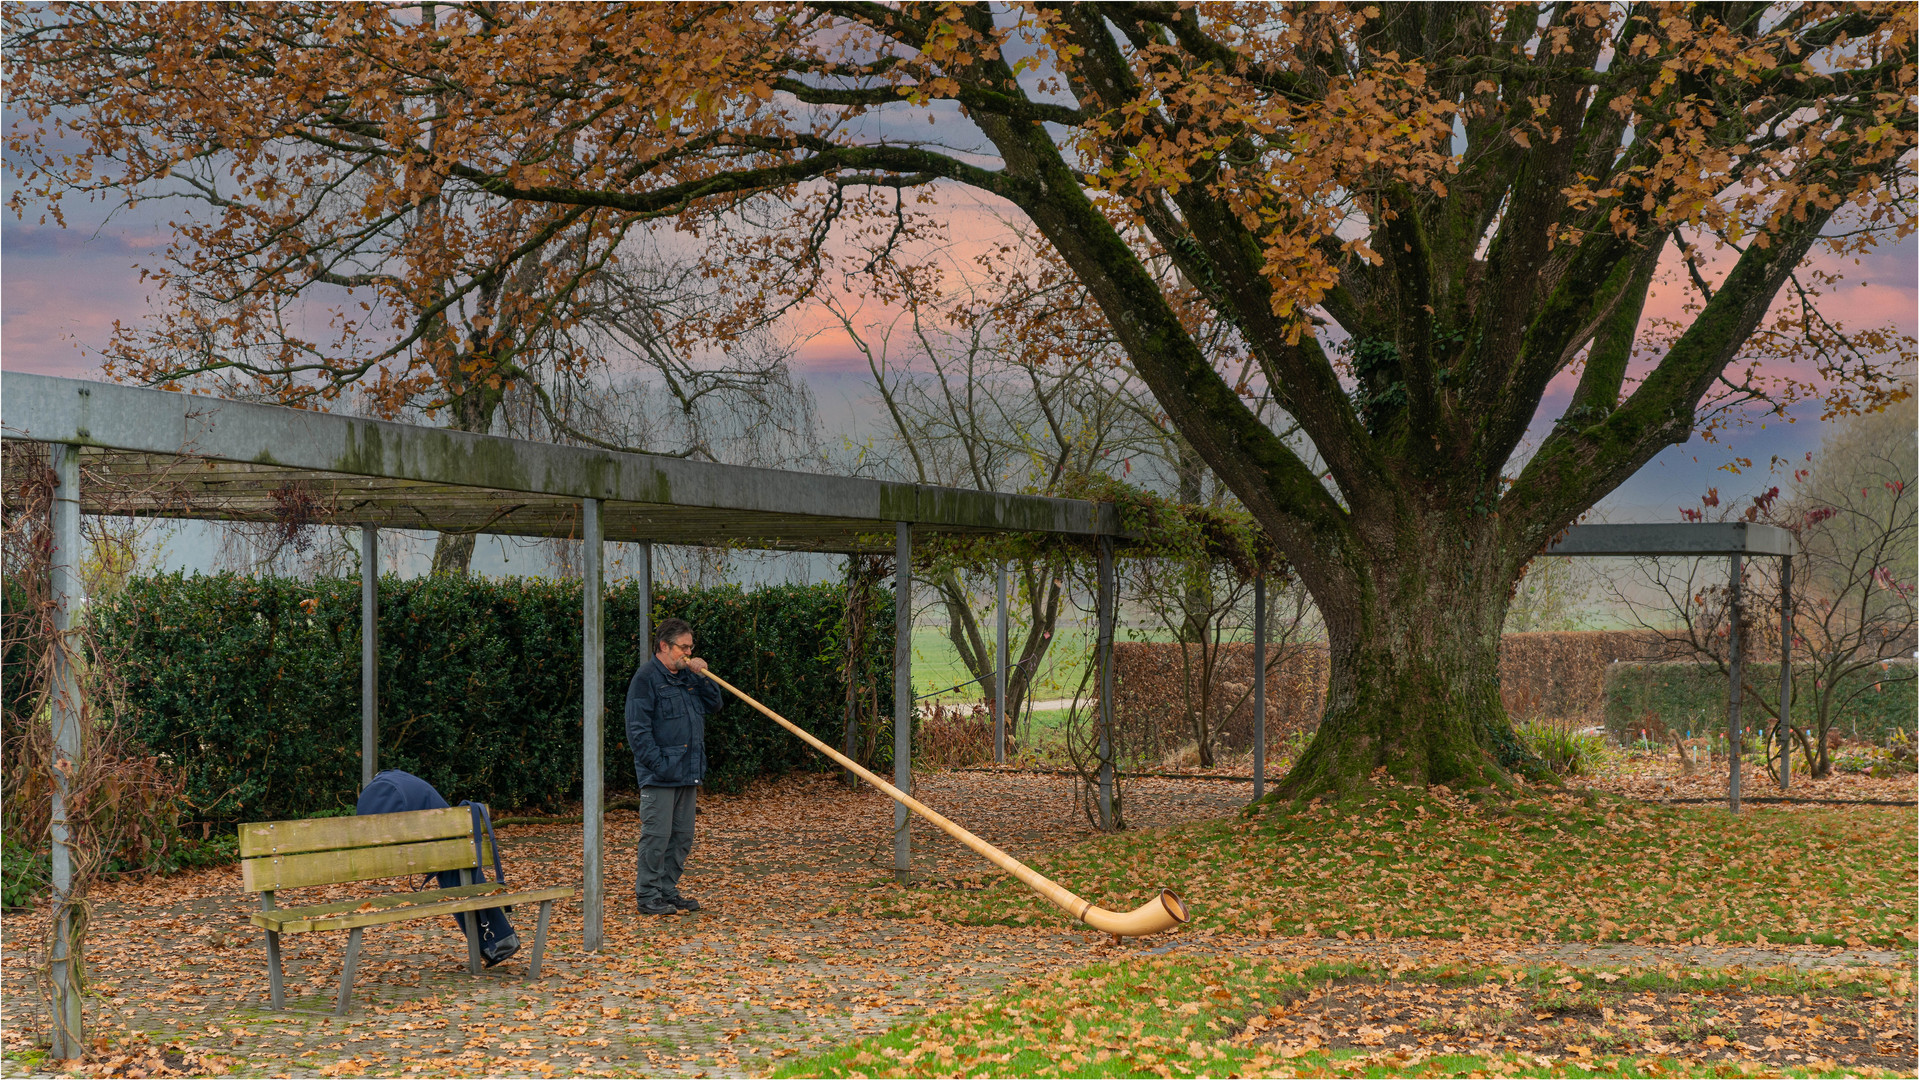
[909,625,1097,701]
[909,621,1286,701]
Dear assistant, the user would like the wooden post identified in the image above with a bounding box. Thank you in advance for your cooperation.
[1778,555,1792,791]
[995,563,1008,764]
[48,443,84,1059]
[1727,553,1743,814]
[1097,535,1115,831]
[582,498,605,950]
[361,525,378,789]
[840,555,862,789]
[637,542,652,668]
[894,522,912,885]
[1253,573,1267,803]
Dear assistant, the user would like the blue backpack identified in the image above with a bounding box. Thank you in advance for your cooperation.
[355,770,520,967]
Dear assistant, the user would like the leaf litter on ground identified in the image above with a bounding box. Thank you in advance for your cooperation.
[774,953,1916,1079]
[2,764,1912,1077]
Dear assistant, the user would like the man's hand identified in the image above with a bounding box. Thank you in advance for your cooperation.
[686,657,709,674]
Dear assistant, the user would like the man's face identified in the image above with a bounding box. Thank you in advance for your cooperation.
[657,633,694,671]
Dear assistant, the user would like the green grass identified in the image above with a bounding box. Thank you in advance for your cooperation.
[851,784,1919,949]
[909,626,1096,702]
[773,956,1912,1079]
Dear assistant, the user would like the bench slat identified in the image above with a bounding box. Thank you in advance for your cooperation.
[252,882,507,921]
[240,807,475,858]
[251,886,575,934]
[242,836,496,892]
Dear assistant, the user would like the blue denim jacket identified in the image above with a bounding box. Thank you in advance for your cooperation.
[624,656,723,788]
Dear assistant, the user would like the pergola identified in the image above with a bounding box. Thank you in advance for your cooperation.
[5,370,1139,1056]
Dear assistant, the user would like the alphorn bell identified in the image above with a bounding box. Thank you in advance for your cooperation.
[698,669,1189,938]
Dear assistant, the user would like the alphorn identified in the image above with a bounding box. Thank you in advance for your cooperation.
[698,668,1188,938]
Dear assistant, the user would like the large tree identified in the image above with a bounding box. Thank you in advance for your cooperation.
[11,2,1913,795]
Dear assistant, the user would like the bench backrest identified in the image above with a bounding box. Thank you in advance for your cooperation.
[239,807,496,893]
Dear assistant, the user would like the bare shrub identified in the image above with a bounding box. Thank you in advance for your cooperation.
[916,703,993,768]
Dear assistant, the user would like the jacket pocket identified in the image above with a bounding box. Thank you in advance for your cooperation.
[656,693,690,748]
[659,745,688,785]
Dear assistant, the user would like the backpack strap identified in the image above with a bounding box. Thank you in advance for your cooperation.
[466,801,506,887]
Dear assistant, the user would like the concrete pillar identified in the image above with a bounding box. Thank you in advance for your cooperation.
[582,499,604,950]
[995,563,1008,764]
[361,525,378,789]
[1097,536,1115,831]
[1727,554,1743,814]
[48,444,84,1059]
[1253,573,1267,803]
[894,523,912,884]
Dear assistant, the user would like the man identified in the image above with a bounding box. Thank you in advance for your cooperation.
[624,617,723,916]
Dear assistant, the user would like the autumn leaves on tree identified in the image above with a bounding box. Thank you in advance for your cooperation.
[8,3,1913,796]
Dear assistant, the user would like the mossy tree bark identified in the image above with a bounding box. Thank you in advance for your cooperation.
[1277,512,1532,797]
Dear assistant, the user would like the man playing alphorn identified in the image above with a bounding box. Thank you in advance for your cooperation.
[624,617,722,916]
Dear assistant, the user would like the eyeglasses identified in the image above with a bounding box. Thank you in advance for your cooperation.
[665,639,694,653]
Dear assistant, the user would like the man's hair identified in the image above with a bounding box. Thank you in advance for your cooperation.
[653,617,693,653]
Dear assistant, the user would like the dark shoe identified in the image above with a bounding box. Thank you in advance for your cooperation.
[668,894,701,913]
[637,897,678,916]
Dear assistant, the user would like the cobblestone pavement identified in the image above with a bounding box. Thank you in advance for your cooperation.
[3,772,1909,1077]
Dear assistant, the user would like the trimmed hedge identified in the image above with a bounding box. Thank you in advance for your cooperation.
[93,573,895,823]
[1603,659,1916,744]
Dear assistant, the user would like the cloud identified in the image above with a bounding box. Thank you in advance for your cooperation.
[2,222,169,376]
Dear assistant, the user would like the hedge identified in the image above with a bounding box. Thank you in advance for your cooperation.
[1603,659,1916,745]
[90,573,895,823]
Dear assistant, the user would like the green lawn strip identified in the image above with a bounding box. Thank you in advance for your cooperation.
[912,627,1092,702]
[773,956,1908,1079]
[852,785,1917,948]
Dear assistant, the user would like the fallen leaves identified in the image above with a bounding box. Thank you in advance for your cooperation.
[780,953,1918,1079]
[4,768,1914,1079]
[883,778,1916,950]
[67,1033,234,1079]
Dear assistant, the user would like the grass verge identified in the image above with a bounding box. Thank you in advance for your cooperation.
[852,783,1918,948]
[773,955,1915,1079]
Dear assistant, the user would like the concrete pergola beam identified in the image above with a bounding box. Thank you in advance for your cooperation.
[1,372,1118,551]
[1546,522,1799,558]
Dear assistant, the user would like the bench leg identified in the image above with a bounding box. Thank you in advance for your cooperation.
[461,911,482,976]
[525,899,554,981]
[265,930,286,1011]
[335,927,364,1017]
[459,868,483,975]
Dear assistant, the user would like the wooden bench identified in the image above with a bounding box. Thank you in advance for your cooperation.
[240,807,575,1015]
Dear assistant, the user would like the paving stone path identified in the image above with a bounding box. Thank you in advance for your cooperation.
[2,772,1907,1077]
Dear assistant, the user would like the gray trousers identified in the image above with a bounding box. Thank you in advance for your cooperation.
[635,784,697,903]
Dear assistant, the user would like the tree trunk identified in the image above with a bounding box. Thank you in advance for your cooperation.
[430,533,478,576]
[1276,526,1545,799]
